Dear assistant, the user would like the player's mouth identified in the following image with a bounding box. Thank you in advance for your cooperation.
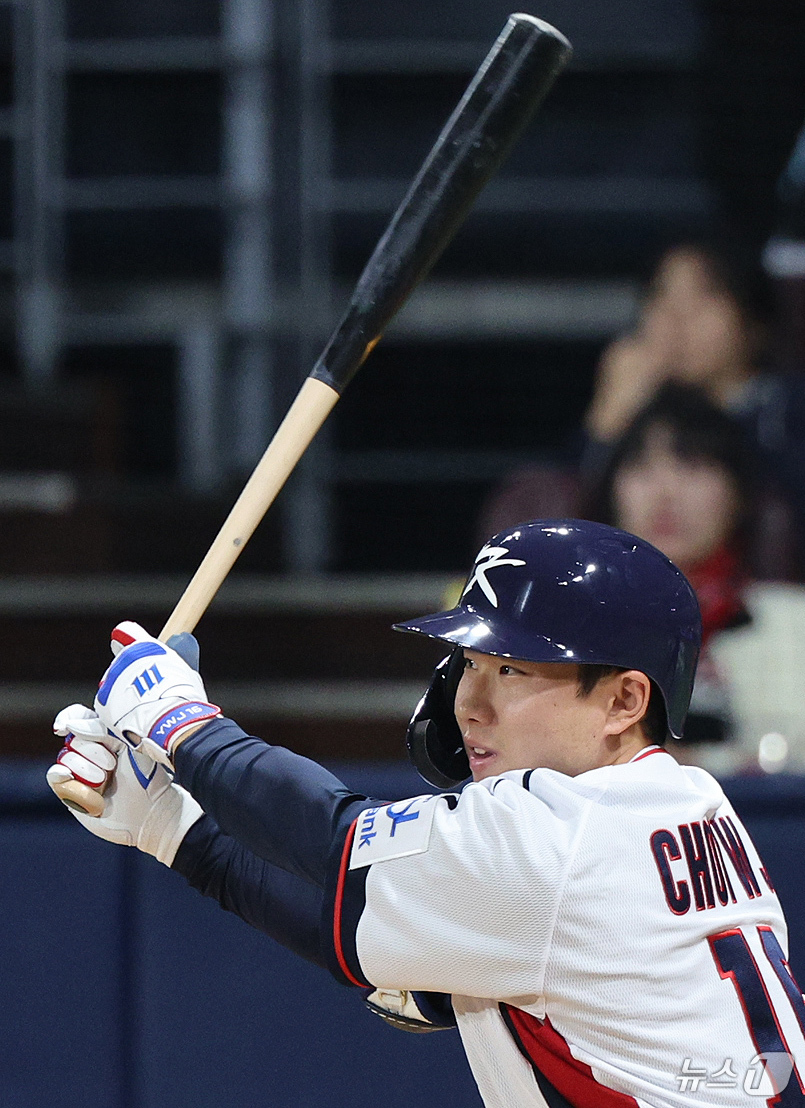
[465,743,498,774]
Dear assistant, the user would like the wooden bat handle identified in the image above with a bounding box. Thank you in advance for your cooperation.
[52,377,340,818]
[160,376,340,639]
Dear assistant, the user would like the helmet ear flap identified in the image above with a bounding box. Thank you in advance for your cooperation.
[407,648,469,789]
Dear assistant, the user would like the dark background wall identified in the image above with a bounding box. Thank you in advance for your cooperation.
[3,0,804,574]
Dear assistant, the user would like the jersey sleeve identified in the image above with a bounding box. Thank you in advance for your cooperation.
[323,774,584,999]
[173,813,327,968]
[173,717,374,887]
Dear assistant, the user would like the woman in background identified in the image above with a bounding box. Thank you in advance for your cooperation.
[584,241,773,443]
[587,382,805,775]
[584,239,805,524]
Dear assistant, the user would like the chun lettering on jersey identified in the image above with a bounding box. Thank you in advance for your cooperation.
[650,814,773,914]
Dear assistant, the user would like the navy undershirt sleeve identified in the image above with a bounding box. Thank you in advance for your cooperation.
[172,718,377,887]
[173,813,326,967]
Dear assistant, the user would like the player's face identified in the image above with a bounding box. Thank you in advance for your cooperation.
[454,650,648,780]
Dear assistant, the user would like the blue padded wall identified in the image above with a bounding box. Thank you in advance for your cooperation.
[3,762,805,1108]
[0,823,127,1108]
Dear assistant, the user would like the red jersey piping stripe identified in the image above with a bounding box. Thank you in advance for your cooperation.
[503,1007,640,1108]
[631,746,667,762]
[333,817,365,987]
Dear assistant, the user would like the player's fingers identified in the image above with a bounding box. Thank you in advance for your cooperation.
[46,763,108,821]
[54,732,118,789]
[52,747,108,789]
[67,736,117,773]
[59,750,109,788]
[56,717,125,756]
[46,763,75,788]
[53,703,103,738]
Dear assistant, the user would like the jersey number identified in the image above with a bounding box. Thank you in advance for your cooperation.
[710,927,805,1106]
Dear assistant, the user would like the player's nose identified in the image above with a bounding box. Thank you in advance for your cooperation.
[454,670,494,726]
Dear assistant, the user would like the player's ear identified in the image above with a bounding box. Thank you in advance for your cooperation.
[603,670,652,737]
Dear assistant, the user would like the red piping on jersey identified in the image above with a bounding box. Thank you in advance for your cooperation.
[631,746,667,762]
[333,817,365,987]
[503,1007,640,1108]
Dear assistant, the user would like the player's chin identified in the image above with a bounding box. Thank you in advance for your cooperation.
[467,749,499,780]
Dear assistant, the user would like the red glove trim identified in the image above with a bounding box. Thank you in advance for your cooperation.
[57,743,107,789]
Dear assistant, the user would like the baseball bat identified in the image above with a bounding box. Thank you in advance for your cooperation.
[54,13,572,817]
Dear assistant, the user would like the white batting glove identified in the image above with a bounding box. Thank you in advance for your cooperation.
[48,704,203,865]
[48,703,117,792]
[93,621,221,765]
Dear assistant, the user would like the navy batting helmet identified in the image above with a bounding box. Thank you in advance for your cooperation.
[395,519,701,788]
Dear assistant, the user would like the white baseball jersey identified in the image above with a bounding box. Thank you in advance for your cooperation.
[328,748,805,1107]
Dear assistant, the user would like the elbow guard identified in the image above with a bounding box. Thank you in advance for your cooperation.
[364,989,456,1033]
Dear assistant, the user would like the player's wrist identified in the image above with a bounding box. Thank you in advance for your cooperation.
[168,719,213,755]
[134,702,221,767]
[146,699,221,755]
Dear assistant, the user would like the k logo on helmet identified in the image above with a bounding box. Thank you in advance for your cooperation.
[462,544,526,608]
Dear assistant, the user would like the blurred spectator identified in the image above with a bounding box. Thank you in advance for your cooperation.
[585,382,805,776]
[584,240,772,443]
[589,383,756,578]
[584,239,805,528]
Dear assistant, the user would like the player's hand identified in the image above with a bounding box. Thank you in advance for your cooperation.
[48,703,118,802]
[584,318,671,442]
[93,621,221,766]
[47,704,203,865]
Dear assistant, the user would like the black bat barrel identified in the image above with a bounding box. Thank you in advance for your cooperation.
[309,13,572,395]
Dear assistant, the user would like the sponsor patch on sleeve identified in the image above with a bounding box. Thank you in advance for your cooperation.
[349,795,438,869]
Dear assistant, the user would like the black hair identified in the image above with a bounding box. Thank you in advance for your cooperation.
[576,664,667,746]
[642,236,777,335]
[585,381,759,552]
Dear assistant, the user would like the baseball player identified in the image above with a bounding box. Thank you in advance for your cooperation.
[49,520,805,1107]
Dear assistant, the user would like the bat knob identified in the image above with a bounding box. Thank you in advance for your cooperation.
[54,779,106,818]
